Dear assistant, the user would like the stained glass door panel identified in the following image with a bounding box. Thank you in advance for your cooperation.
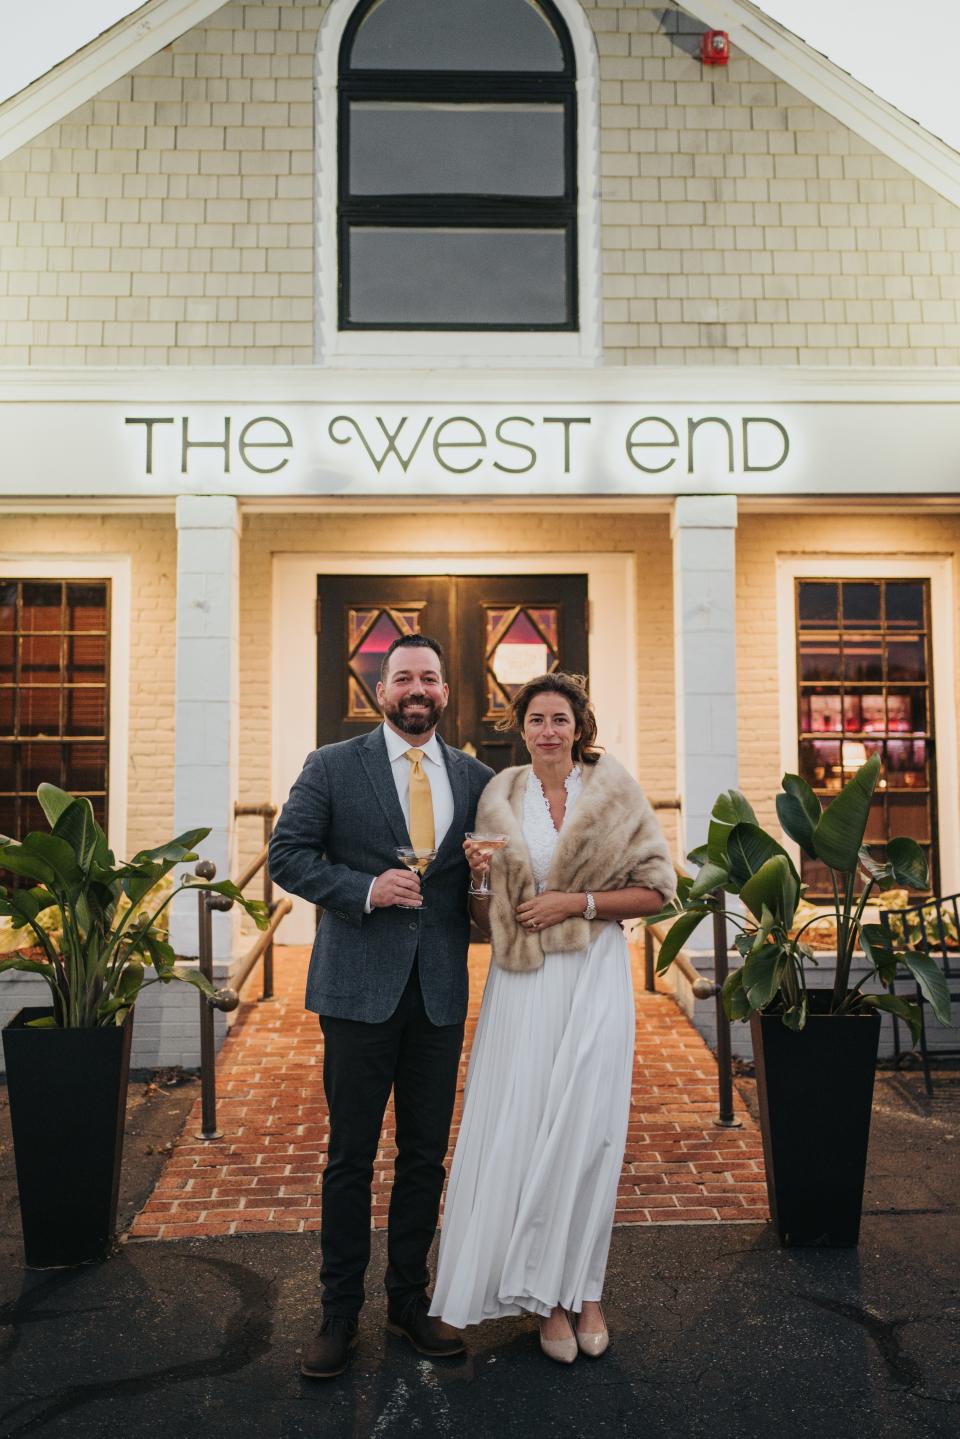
[315,574,589,775]
[457,575,587,772]
[316,576,454,745]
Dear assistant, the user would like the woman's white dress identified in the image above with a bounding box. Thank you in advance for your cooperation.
[429,766,635,1327]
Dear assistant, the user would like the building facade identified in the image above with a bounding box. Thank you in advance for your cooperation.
[2,0,960,1064]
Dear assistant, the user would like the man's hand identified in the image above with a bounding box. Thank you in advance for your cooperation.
[370,868,422,909]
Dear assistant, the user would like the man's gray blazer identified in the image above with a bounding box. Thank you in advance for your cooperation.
[268,726,493,1026]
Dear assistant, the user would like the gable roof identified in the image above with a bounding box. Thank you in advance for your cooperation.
[684,0,960,209]
[2,0,960,212]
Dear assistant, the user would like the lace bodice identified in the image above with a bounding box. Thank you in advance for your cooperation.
[522,766,583,891]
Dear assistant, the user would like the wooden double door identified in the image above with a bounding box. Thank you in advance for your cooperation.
[316,574,588,773]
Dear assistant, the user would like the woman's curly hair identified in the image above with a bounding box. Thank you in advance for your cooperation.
[495,671,602,765]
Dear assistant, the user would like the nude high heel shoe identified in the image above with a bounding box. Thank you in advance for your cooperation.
[539,1310,577,1365]
[575,1305,609,1358]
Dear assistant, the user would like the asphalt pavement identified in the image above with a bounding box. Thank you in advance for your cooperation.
[0,1064,957,1439]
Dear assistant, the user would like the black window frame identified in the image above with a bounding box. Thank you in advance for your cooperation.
[0,577,111,848]
[794,577,939,900]
[337,0,578,333]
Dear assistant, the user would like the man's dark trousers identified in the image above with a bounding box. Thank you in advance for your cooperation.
[267,727,492,1321]
[318,962,464,1319]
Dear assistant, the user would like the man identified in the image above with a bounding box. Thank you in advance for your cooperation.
[269,634,492,1379]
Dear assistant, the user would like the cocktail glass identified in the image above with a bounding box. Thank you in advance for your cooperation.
[465,832,509,898]
[395,846,437,909]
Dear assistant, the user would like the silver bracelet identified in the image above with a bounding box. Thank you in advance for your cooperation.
[583,891,597,921]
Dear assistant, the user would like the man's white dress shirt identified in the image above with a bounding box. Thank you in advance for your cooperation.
[364,722,455,912]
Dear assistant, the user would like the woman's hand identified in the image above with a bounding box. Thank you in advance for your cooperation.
[463,838,490,887]
[515,891,581,933]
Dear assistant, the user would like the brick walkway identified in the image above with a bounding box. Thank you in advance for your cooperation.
[130,946,767,1241]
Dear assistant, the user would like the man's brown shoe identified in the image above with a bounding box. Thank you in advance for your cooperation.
[300,1315,359,1378]
[386,1294,466,1357]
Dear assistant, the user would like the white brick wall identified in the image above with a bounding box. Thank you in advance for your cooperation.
[0,0,958,364]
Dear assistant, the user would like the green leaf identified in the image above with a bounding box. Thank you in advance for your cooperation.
[0,956,57,980]
[860,922,899,984]
[121,863,166,908]
[726,823,801,915]
[776,774,821,859]
[172,965,218,998]
[749,904,776,953]
[131,828,210,865]
[26,1015,57,1028]
[675,874,693,903]
[860,993,922,1045]
[21,832,82,887]
[740,855,796,925]
[186,880,270,930]
[901,951,953,1027]
[706,791,758,867]
[812,754,881,870]
[858,846,895,889]
[722,967,751,1021]
[741,943,784,1009]
[886,837,929,891]
[0,845,57,885]
[688,862,730,901]
[116,962,144,1001]
[0,886,57,927]
[51,796,104,872]
[686,843,709,867]
[781,992,809,1031]
[37,782,76,830]
[654,909,709,974]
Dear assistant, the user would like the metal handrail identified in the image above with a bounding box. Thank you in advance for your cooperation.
[230,897,293,998]
[640,864,741,1131]
[193,802,279,1141]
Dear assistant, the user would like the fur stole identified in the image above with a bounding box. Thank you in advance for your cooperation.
[475,754,676,973]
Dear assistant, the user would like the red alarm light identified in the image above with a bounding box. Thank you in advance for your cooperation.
[701,29,730,66]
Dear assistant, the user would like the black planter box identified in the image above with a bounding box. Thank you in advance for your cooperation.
[751,996,881,1247]
[2,1007,134,1267]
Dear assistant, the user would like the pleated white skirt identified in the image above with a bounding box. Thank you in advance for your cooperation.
[429,921,635,1328]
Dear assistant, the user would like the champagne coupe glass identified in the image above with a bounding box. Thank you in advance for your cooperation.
[465,833,509,898]
[395,846,437,909]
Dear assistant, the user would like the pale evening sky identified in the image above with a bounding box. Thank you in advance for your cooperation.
[1,1,959,154]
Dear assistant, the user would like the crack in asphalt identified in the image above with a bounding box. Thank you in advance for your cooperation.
[0,1254,277,1437]
[798,1294,924,1390]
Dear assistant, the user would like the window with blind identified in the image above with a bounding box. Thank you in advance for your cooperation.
[795,578,937,898]
[0,580,110,842]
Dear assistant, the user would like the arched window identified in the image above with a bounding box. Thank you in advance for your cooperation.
[337,0,577,332]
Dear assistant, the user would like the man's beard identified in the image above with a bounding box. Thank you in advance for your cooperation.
[383,694,445,736]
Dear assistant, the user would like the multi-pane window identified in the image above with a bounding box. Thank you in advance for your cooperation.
[338,0,577,330]
[796,579,936,897]
[0,580,110,841]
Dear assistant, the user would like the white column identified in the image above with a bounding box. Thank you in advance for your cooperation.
[671,495,739,865]
[169,495,241,964]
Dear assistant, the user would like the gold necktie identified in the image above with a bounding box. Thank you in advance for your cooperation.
[404,748,435,851]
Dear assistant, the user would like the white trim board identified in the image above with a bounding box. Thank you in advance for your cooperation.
[0,554,131,857]
[0,1,226,163]
[271,550,635,943]
[775,554,960,898]
[2,364,960,405]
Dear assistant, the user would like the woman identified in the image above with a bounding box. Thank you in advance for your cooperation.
[429,673,675,1363]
